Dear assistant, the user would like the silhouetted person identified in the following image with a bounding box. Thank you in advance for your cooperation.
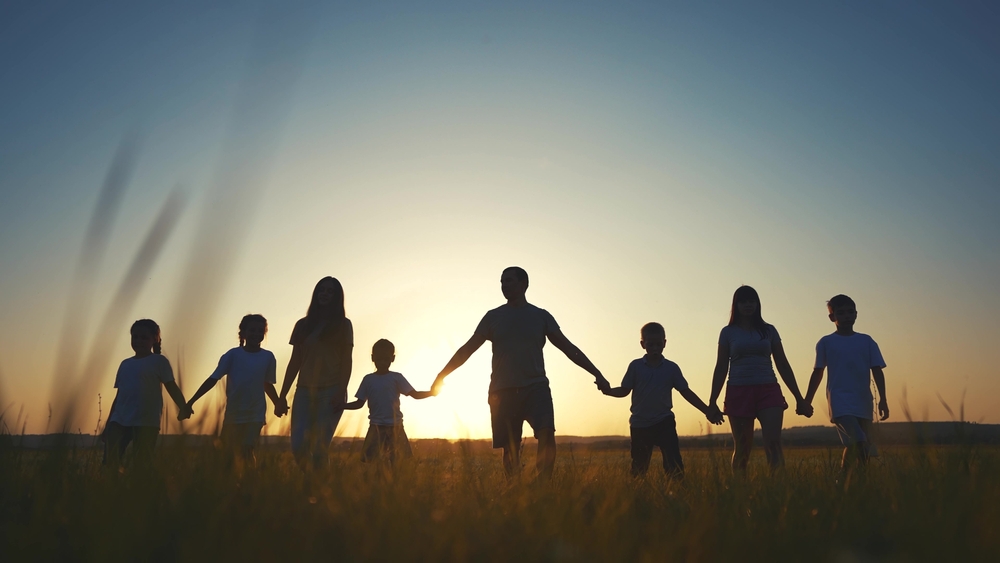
[803,294,888,478]
[185,314,280,468]
[708,286,810,474]
[275,277,353,469]
[103,319,189,470]
[603,322,723,478]
[341,339,434,465]
[431,267,610,479]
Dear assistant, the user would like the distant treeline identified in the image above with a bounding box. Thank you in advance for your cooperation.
[7,422,1000,450]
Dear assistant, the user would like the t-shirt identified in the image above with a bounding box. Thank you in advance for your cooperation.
[814,332,886,421]
[474,303,560,391]
[108,354,174,428]
[355,371,416,426]
[208,347,277,424]
[719,324,781,386]
[289,317,354,390]
[621,357,690,428]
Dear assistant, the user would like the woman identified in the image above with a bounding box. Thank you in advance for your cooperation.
[708,285,810,473]
[276,277,353,469]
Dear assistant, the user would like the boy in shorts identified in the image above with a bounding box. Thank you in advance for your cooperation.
[603,323,723,477]
[342,339,434,464]
[804,294,888,473]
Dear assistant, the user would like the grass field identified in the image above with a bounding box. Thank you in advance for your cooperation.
[2,439,997,562]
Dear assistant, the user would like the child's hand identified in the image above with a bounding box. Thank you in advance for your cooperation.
[878,400,889,421]
[706,405,724,425]
[795,399,814,418]
[595,376,611,394]
[177,404,193,421]
[274,397,289,417]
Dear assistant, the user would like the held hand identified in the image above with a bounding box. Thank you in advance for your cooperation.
[878,400,889,421]
[795,399,814,418]
[595,376,611,394]
[274,397,289,418]
[706,405,724,425]
[177,404,193,421]
[431,375,445,396]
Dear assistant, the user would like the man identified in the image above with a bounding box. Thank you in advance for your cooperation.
[431,267,610,478]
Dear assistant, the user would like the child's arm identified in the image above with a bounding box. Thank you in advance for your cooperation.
[340,397,366,410]
[265,382,280,407]
[164,381,189,418]
[187,378,218,409]
[603,385,631,398]
[679,388,724,425]
[803,367,825,406]
[872,367,889,420]
[772,341,805,405]
[407,390,435,400]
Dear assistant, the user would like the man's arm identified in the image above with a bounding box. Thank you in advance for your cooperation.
[431,333,487,393]
[546,328,609,391]
[872,367,888,420]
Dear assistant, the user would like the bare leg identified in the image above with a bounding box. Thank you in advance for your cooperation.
[501,443,521,477]
[757,406,785,472]
[729,416,755,474]
[536,429,556,480]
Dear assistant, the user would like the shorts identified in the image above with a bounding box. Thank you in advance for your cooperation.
[361,423,413,463]
[488,382,555,449]
[221,421,264,449]
[834,416,872,446]
[630,416,684,477]
[723,382,788,419]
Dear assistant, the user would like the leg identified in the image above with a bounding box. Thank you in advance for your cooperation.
[728,416,755,474]
[131,427,159,470]
[535,429,556,480]
[290,387,312,468]
[312,387,345,468]
[834,416,871,474]
[757,406,785,471]
[490,389,523,477]
[500,424,523,477]
[103,422,131,469]
[657,418,684,479]
[630,426,654,477]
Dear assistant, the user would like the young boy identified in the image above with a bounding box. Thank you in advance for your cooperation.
[804,294,888,472]
[604,323,723,477]
[342,339,434,464]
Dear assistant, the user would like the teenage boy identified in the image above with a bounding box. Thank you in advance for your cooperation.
[604,322,723,477]
[804,294,888,472]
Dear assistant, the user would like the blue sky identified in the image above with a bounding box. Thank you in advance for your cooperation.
[1,1,998,436]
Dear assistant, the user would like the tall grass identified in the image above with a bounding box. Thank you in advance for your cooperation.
[2,439,997,562]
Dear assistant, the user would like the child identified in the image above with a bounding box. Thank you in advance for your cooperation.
[341,339,433,464]
[604,323,723,477]
[803,294,888,472]
[104,319,189,469]
[186,314,279,465]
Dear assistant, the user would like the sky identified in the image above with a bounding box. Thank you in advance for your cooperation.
[1,1,998,439]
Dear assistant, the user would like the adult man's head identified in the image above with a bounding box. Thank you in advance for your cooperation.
[500,266,529,301]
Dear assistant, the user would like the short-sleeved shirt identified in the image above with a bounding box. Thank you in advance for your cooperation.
[108,354,175,428]
[208,347,277,424]
[355,371,416,426]
[815,332,886,421]
[474,303,560,391]
[289,317,354,390]
[621,357,690,428]
[719,324,781,386]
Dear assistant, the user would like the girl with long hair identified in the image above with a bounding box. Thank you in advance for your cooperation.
[708,286,809,474]
[275,277,353,469]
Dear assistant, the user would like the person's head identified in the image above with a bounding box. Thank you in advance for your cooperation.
[827,294,857,331]
[307,276,345,321]
[239,314,268,348]
[728,285,769,337]
[130,319,162,356]
[500,267,529,301]
[640,322,666,357]
[371,339,395,372]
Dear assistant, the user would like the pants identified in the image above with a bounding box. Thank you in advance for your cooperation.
[290,385,345,468]
[630,416,684,477]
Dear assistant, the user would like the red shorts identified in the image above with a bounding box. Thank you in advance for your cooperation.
[723,383,788,419]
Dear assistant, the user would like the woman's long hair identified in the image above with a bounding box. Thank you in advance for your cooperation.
[304,276,346,334]
[727,285,770,339]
